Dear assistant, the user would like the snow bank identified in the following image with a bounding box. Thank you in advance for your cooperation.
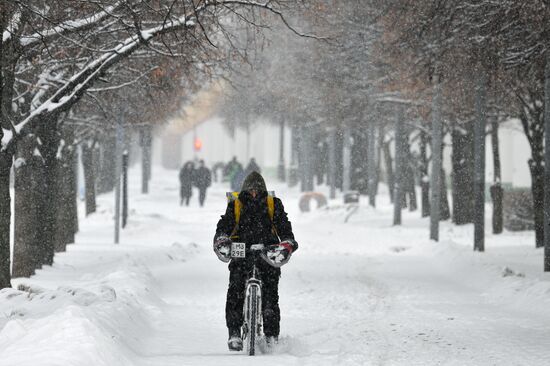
[1,167,549,365]
[0,256,161,366]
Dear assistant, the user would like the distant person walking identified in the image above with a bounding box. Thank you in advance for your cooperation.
[225,156,245,191]
[194,160,212,207]
[244,157,261,176]
[224,156,243,181]
[231,166,245,192]
[179,161,195,206]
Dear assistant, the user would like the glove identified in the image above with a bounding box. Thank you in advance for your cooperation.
[264,240,296,267]
[279,239,298,253]
[214,235,232,263]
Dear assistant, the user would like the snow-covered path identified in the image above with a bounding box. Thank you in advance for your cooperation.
[1,167,549,365]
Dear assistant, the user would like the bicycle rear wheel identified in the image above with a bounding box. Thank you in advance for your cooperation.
[246,286,258,356]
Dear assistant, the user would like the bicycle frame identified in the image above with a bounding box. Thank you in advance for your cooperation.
[237,243,265,356]
[229,242,285,355]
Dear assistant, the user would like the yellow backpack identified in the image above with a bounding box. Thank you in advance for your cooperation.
[226,192,276,239]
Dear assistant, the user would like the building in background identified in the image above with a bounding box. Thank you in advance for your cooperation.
[153,116,291,179]
[152,80,532,188]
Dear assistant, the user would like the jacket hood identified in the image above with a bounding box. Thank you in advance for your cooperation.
[241,171,267,192]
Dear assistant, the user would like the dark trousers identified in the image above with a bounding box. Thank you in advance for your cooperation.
[180,186,191,206]
[226,259,281,337]
[199,189,207,206]
[181,195,190,206]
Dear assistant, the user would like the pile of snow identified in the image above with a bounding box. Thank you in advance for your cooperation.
[0,256,158,365]
[0,167,549,365]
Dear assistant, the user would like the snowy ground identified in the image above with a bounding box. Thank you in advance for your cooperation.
[1,167,549,365]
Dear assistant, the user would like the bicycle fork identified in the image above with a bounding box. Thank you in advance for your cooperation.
[242,276,262,354]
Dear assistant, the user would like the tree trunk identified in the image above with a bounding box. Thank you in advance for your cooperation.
[114,124,123,244]
[140,126,152,194]
[313,134,327,186]
[142,141,151,194]
[405,141,418,212]
[490,118,503,235]
[288,126,299,188]
[72,148,79,235]
[394,106,404,225]
[335,127,344,191]
[383,140,395,203]
[38,121,61,265]
[0,149,13,288]
[367,120,377,207]
[520,108,544,248]
[54,137,77,253]
[431,72,443,241]
[376,122,384,196]
[82,142,97,215]
[278,119,286,182]
[13,136,44,277]
[306,128,315,191]
[545,53,550,271]
[299,126,314,192]
[98,136,116,194]
[440,168,451,221]
[350,129,368,194]
[451,120,475,225]
[328,128,337,199]
[122,151,129,229]
[420,129,430,217]
[473,70,487,252]
[529,158,545,248]
[342,125,351,193]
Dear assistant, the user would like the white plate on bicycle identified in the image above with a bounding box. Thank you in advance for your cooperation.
[231,242,246,258]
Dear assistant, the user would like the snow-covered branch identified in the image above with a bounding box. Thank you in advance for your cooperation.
[2,0,310,151]
[1,9,21,43]
[87,67,159,93]
[18,2,124,48]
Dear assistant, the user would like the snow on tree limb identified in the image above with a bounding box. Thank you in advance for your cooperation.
[0,129,13,151]
[4,0,301,150]
[18,2,124,48]
[2,9,21,43]
[87,67,159,93]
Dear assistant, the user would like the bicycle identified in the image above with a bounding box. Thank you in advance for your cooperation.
[230,242,265,356]
[221,239,293,355]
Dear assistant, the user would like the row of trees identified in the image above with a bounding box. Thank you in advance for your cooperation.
[219,1,550,271]
[380,0,550,270]
[0,0,310,288]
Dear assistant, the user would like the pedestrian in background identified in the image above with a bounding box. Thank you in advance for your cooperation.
[244,157,261,176]
[194,160,212,207]
[179,161,195,206]
[224,156,243,182]
[230,165,245,192]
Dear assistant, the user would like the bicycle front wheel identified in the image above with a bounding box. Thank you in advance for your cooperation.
[246,286,258,356]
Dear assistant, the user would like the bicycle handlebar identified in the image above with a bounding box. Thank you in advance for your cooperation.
[230,242,290,268]
[248,243,265,252]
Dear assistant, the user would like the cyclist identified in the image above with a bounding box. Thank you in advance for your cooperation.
[213,171,298,351]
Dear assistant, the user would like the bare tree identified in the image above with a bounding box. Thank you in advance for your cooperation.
[1,0,313,286]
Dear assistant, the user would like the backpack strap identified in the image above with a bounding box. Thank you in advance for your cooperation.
[267,195,274,221]
[234,198,242,225]
[230,198,242,240]
[267,195,279,239]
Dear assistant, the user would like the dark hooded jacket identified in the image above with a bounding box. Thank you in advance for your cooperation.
[179,163,194,195]
[215,172,296,250]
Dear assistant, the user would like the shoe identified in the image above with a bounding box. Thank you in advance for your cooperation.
[265,335,278,347]
[228,328,243,351]
[263,335,278,353]
[228,336,243,351]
